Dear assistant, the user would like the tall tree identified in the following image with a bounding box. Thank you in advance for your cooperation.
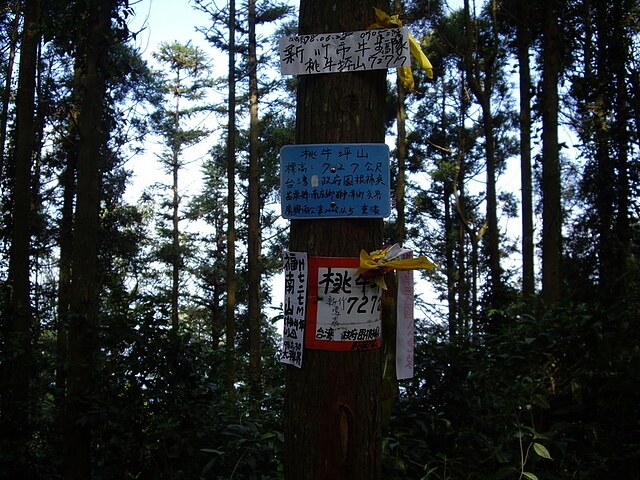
[64,0,113,476]
[3,0,41,475]
[497,0,538,300]
[247,0,261,389]
[151,41,212,331]
[514,2,536,300]
[540,0,562,302]
[284,1,387,478]
[393,0,407,245]
[226,0,238,392]
[462,0,504,310]
[585,0,634,302]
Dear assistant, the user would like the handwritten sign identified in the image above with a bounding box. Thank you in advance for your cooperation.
[279,28,410,76]
[280,144,390,219]
[306,257,382,351]
[281,251,308,368]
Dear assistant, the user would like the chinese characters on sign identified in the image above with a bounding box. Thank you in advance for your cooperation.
[280,251,308,368]
[280,144,391,219]
[306,257,382,351]
[279,28,410,76]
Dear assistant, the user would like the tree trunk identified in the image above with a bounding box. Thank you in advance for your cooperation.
[394,34,407,244]
[516,17,535,300]
[64,0,112,477]
[440,79,457,339]
[541,0,562,303]
[4,0,40,475]
[284,2,386,478]
[247,0,261,390]
[592,0,631,303]
[171,148,180,331]
[462,0,502,309]
[225,0,237,391]
[55,64,82,459]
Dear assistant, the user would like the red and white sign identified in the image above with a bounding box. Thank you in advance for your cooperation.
[305,257,382,351]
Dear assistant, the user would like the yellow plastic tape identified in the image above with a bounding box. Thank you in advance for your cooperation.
[356,245,436,290]
[368,7,434,91]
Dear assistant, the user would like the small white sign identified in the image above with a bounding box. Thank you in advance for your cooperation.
[305,257,382,351]
[279,28,410,76]
[281,251,308,368]
[315,266,382,343]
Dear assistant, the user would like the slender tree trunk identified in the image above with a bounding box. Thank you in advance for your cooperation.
[610,0,631,299]
[455,75,470,335]
[480,96,501,304]
[592,0,631,302]
[247,0,261,389]
[171,78,182,332]
[394,27,407,245]
[516,20,535,300]
[54,61,83,465]
[284,2,386,478]
[4,0,40,475]
[441,79,457,339]
[55,135,76,430]
[172,150,180,331]
[64,0,112,477]
[225,0,237,391]
[541,0,562,303]
[462,0,502,309]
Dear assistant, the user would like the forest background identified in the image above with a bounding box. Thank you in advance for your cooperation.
[1,0,639,479]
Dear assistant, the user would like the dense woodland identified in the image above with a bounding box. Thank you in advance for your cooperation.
[1,0,639,478]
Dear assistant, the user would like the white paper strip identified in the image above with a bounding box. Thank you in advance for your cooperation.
[396,250,415,379]
[280,251,308,368]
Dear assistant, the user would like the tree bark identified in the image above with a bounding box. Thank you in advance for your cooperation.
[171,136,180,331]
[462,0,503,309]
[4,0,40,475]
[64,0,112,477]
[248,0,262,390]
[541,0,562,303]
[516,16,535,300]
[284,2,386,478]
[225,0,237,392]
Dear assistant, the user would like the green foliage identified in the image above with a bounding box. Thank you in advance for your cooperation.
[381,300,640,479]
[95,326,284,480]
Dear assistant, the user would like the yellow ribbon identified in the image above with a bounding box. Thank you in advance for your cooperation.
[356,244,437,290]
[368,7,434,91]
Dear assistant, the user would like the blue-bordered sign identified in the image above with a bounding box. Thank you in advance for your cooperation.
[280,143,391,219]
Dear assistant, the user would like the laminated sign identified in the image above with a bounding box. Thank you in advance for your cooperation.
[280,143,391,219]
[306,257,382,351]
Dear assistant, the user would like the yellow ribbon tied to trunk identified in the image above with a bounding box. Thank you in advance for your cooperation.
[368,7,434,91]
[356,244,436,290]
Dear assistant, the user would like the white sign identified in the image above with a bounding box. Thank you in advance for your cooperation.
[315,266,382,342]
[281,251,308,368]
[396,251,415,379]
[279,28,410,76]
[306,257,382,351]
